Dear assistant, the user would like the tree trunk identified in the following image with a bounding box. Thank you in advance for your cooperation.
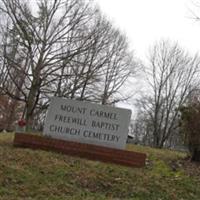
[153,131,160,148]
[6,100,17,131]
[25,79,40,131]
[191,147,200,162]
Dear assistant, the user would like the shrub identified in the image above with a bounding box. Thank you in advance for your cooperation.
[180,103,200,161]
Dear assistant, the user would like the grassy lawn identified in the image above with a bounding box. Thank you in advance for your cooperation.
[0,133,200,200]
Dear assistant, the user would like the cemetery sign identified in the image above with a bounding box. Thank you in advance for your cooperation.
[44,97,132,149]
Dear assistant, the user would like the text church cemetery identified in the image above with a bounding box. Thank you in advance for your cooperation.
[44,97,131,149]
[14,97,146,167]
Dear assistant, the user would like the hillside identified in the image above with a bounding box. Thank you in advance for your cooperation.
[0,133,200,200]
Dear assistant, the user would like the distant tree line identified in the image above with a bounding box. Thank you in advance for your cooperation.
[129,40,200,160]
[132,41,200,147]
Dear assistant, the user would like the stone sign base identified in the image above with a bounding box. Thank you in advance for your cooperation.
[13,133,146,168]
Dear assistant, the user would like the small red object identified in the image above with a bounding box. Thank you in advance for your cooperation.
[18,119,26,127]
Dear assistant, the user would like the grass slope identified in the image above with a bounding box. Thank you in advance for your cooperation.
[0,133,200,200]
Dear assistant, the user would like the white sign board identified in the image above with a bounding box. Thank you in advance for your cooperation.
[43,97,132,149]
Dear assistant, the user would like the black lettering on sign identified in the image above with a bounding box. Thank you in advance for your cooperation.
[83,130,120,143]
[50,125,81,136]
[60,105,87,114]
[91,120,120,131]
[89,109,118,120]
[54,114,87,126]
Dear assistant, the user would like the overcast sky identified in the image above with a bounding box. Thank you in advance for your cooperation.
[94,0,200,60]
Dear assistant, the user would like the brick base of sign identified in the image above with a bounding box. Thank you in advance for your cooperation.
[13,133,146,167]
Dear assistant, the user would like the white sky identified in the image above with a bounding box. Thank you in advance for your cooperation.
[94,0,200,112]
[94,0,200,60]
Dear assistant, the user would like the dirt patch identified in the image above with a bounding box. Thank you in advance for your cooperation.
[170,157,200,178]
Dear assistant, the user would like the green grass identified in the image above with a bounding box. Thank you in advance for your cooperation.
[0,133,200,200]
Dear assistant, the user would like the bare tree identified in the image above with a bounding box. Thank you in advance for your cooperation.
[0,0,103,128]
[0,15,26,130]
[0,0,137,130]
[139,40,200,148]
[97,29,135,105]
[58,17,137,105]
